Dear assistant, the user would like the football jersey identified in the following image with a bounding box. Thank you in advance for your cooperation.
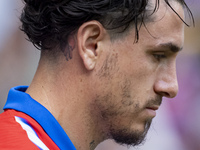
[0,86,76,150]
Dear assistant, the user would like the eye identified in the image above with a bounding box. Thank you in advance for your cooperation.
[153,53,166,61]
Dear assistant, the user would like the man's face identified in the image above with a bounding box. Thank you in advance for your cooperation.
[93,0,184,146]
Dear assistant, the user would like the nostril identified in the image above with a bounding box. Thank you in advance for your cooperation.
[164,87,178,98]
[154,80,178,98]
[158,91,170,98]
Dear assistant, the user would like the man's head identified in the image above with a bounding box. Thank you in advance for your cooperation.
[21,0,193,148]
[21,0,192,59]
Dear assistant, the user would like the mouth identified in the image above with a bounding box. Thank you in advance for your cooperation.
[145,106,159,117]
[146,106,159,111]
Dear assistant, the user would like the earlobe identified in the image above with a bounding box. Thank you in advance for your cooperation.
[77,21,105,71]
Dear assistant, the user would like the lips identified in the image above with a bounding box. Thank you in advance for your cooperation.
[146,105,159,111]
[146,106,159,117]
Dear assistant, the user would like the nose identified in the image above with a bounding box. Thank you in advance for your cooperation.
[154,66,178,98]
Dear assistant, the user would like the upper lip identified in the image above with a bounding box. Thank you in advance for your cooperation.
[146,105,159,111]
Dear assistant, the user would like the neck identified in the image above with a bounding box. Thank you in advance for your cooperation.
[26,57,107,150]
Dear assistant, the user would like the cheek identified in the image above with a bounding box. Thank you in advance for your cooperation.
[117,48,151,76]
[100,79,141,117]
[119,52,156,89]
[94,50,154,113]
[120,63,153,93]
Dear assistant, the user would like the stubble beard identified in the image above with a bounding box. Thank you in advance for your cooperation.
[107,95,162,146]
[95,53,162,147]
[95,91,155,147]
[110,117,152,147]
[95,90,162,147]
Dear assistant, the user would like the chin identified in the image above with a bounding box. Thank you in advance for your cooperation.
[110,118,152,146]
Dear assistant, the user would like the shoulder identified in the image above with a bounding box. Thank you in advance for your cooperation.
[0,110,40,150]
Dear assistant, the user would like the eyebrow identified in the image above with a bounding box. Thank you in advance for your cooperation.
[157,42,183,53]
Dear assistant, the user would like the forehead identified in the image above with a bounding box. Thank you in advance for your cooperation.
[137,0,185,48]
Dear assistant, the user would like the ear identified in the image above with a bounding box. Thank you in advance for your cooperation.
[77,21,105,71]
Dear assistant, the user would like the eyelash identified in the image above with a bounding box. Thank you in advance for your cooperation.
[153,54,166,61]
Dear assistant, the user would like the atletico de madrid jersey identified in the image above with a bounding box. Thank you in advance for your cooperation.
[0,86,76,150]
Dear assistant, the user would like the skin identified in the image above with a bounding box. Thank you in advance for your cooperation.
[26,0,184,149]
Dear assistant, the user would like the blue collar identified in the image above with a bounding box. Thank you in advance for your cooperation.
[4,86,76,150]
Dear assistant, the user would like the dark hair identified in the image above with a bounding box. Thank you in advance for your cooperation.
[20,0,194,59]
